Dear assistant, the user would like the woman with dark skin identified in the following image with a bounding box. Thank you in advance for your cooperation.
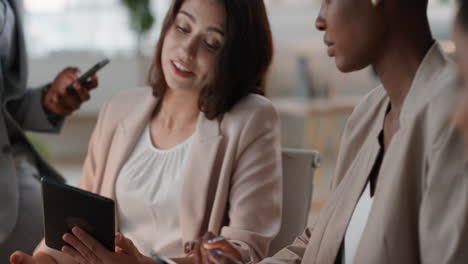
[194,0,468,263]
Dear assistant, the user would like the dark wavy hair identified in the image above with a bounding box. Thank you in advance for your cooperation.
[148,0,273,120]
[458,0,468,30]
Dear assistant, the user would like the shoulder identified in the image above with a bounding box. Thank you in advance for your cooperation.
[220,94,279,132]
[331,86,387,187]
[95,87,153,132]
[343,85,387,137]
[418,57,458,148]
[99,87,152,119]
[103,87,152,114]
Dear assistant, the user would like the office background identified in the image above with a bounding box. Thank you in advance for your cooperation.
[20,0,455,223]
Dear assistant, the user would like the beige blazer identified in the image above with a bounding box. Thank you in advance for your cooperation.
[263,43,468,264]
[35,88,283,263]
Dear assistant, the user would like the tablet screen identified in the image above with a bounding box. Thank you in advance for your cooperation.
[41,177,115,251]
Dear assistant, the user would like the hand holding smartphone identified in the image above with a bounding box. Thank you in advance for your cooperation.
[66,58,110,93]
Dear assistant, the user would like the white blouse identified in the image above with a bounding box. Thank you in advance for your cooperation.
[342,181,374,264]
[115,124,194,257]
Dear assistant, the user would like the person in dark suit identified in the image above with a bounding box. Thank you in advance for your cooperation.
[0,0,98,261]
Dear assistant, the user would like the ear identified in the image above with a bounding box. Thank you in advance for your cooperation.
[372,0,382,7]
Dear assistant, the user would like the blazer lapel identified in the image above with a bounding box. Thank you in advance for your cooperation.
[318,142,381,263]
[100,91,158,200]
[179,112,222,241]
[308,98,388,263]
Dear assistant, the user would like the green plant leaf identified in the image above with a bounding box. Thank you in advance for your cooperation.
[120,0,155,34]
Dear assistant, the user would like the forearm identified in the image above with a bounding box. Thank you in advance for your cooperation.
[5,86,63,132]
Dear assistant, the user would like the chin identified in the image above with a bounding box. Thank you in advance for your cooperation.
[166,79,199,93]
[335,59,354,73]
[166,80,187,91]
[335,56,368,73]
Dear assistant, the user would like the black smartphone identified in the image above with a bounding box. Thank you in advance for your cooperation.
[66,58,110,92]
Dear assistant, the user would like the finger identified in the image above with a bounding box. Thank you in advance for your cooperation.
[55,75,78,99]
[66,81,90,102]
[184,240,200,255]
[191,239,202,264]
[203,238,242,263]
[115,246,126,255]
[201,245,211,264]
[63,232,99,263]
[56,89,82,112]
[115,232,139,256]
[55,74,76,92]
[53,93,75,115]
[56,69,80,91]
[207,250,228,264]
[63,67,81,77]
[62,245,89,264]
[58,68,80,87]
[208,250,242,264]
[73,227,109,258]
[203,237,233,252]
[82,74,98,91]
[10,251,34,264]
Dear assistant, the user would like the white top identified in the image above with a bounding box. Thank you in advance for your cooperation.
[115,124,194,257]
[342,181,374,264]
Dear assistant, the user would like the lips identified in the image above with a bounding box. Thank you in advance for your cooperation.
[323,36,335,57]
[171,60,194,78]
[327,45,335,57]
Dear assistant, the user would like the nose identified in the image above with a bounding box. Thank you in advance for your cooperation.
[315,5,327,31]
[181,35,197,61]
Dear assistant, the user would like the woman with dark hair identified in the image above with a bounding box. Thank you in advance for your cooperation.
[10,0,281,263]
[196,0,468,263]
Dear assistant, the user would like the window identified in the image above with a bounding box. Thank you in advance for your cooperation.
[23,0,170,57]
[22,0,456,58]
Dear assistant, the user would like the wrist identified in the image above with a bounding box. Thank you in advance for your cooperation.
[41,84,52,114]
[41,85,65,123]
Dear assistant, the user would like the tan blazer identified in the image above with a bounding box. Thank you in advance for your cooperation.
[263,43,468,264]
[35,88,283,263]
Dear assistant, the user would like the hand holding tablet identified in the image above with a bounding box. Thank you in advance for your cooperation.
[41,178,179,264]
[41,177,115,252]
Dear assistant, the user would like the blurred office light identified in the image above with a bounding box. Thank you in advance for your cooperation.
[24,0,69,14]
[22,0,170,58]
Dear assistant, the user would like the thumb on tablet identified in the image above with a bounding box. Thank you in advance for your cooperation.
[10,251,34,264]
[115,232,141,256]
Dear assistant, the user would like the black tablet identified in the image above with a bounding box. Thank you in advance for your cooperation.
[41,177,115,251]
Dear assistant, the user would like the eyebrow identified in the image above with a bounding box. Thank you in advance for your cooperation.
[179,10,195,22]
[179,10,225,37]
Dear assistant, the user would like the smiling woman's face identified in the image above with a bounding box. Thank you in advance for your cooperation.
[453,18,468,154]
[161,0,226,93]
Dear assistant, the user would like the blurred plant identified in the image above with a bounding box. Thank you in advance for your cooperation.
[27,133,50,160]
[120,0,155,37]
[120,0,155,84]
